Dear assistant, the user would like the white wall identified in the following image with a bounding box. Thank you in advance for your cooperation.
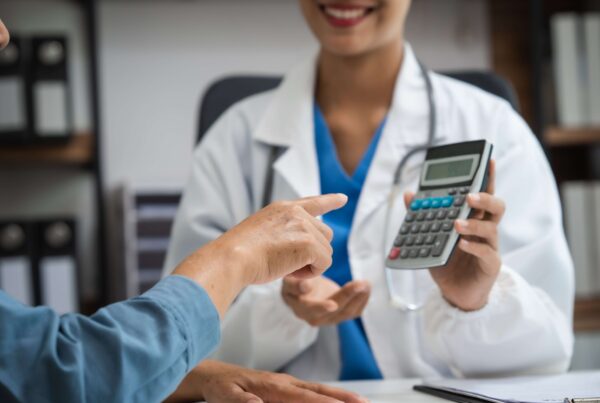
[99,0,491,190]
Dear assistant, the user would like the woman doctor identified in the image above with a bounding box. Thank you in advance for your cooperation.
[164,0,574,381]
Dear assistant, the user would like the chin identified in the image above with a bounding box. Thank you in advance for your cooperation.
[321,36,373,57]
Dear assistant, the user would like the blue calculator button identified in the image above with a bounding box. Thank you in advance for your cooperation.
[441,196,454,208]
[410,199,422,210]
[430,198,442,209]
[420,199,432,209]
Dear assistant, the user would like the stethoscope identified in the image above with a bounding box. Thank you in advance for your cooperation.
[262,59,439,313]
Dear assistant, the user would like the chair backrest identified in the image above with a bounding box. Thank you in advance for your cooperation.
[197,71,519,144]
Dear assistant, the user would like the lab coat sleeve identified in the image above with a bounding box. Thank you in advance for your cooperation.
[423,102,574,377]
[163,103,319,372]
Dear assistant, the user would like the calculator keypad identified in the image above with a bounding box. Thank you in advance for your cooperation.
[389,187,470,264]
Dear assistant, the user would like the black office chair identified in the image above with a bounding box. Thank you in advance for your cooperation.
[197,71,519,144]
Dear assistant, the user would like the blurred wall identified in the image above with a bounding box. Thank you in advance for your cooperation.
[99,0,491,190]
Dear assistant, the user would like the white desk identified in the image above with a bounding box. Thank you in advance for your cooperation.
[329,378,446,403]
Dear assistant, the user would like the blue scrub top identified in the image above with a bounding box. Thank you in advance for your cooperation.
[314,103,384,381]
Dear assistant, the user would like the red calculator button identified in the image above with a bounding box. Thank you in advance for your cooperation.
[388,247,401,260]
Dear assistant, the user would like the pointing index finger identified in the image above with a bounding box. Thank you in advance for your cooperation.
[296,194,348,217]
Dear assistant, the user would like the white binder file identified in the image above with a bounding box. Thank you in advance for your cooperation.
[0,223,34,306]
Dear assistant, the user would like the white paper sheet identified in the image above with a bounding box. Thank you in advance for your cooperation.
[422,371,600,403]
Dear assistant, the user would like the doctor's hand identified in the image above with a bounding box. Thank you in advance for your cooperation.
[174,193,347,318]
[403,160,505,312]
[282,276,371,326]
[165,360,368,403]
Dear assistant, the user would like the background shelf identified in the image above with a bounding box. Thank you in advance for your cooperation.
[545,127,600,146]
[0,133,94,167]
[574,296,600,332]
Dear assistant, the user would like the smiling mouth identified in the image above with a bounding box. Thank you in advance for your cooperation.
[318,3,378,28]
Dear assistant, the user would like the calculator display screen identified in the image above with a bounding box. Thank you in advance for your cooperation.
[425,159,474,180]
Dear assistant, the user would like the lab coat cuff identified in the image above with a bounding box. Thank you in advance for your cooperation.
[425,265,517,321]
[142,275,221,371]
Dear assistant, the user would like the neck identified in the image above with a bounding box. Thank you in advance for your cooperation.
[316,40,404,113]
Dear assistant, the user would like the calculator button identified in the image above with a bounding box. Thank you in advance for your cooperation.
[421,223,431,233]
[405,212,417,222]
[393,235,405,247]
[400,249,410,259]
[425,211,436,221]
[448,188,457,195]
[460,187,470,194]
[409,249,419,259]
[410,199,423,210]
[442,221,454,232]
[415,235,425,245]
[416,212,426,221]
[411,224,421,234]
[425,234,436,245]
[440,196,453,208]
[432,234,449,257]
[405,236,416,246]
[419,247,431,258]
[430,198,442,209]
[420,199,432,209]
[388,247,401,260]
[448,208,460,219]
[431,222,441,232]
[454,195,466,207]
[436,209,448,220]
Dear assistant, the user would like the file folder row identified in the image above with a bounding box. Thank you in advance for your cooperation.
[0,218,79,314]
[0,34,72,145]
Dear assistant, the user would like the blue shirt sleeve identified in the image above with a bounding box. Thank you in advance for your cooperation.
[0,275,220,403]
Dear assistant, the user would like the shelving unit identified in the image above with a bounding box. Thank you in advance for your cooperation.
[574,296,600,332]
[545,127,600,146]
[0,0,107,313]
[0,133,94,167]
[528,0,600,332]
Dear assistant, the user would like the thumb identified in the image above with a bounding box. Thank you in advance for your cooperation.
[403,191,415,210]
[296,193,348,217]
[283,276,312,296]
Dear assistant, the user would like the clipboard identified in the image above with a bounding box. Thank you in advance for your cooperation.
[413,371,600,403]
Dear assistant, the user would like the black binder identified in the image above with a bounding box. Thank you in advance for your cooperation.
[0,36,30,145]
[30,36,71,143]
[0,221,35,305]
[35,219,78,313]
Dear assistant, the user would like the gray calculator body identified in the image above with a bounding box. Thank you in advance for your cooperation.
[386,140,493,270]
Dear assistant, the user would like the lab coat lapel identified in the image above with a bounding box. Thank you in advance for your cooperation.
[351,45,431,240]
[253,56,320,199]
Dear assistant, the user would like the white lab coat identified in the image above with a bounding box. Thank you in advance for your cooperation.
[163,45,574,380]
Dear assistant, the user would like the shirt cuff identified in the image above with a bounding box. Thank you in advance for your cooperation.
[142,275,221,371]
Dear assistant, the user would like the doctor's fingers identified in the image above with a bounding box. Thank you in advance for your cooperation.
[329,289,370,323]
[295,193,348,218]
[282,277,312,297]
[403,191,416,209]
[486,159,497,195]
[455,219,498,249]
[330,281,370,309]
[458,239,501,274]
[466,192,506,223]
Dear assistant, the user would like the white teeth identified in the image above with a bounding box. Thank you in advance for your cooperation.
[324,6,367,20]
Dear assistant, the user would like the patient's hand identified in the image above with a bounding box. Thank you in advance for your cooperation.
[282,276,370,326]
[164,360,367,403]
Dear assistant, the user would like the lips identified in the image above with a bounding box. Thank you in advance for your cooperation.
[318,2,377,28]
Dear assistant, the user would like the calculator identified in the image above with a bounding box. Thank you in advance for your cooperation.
[386,140,493,270]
